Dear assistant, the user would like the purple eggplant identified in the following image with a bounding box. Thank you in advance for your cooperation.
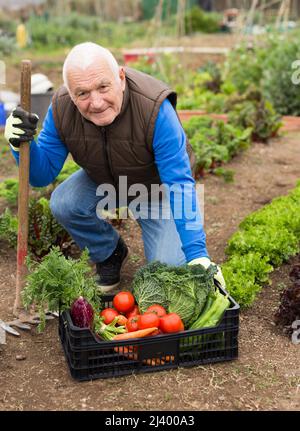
[70,296,94,328]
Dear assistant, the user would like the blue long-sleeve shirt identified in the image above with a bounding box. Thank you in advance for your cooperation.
[11,98,208,261]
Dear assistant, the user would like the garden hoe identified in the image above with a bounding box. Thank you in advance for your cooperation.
[0,60,54,341]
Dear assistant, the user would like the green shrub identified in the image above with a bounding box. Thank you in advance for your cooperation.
[222,42,268,93]
[225,87,282,142]
[0,34,16,56]
[184,6,221,34]
[183,116,213,138]
[0,13,17,35]
[0,197,70,259]
[223,32,300,116]
[0,178,19,205]
[0,208,18,247]
[27,13,159,49]
[28,197,71,258]
[182,116,251,176]
[261,37,300,115]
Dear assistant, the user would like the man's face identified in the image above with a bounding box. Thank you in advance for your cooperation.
[67,60,126,126]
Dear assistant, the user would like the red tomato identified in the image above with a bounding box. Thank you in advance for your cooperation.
[126,316,140,332]
[100,308,119,325]
[113,291,135,314]
[160,313,184,334]
[126,305,140,319]
[146,304,167,318]
[137,313,160,330]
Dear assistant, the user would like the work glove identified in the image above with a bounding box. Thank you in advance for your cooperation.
[4,106,39,151]
[188,256,226,289]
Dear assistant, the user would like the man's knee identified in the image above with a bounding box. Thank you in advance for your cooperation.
[50,182,81,223]
[50,185,67,223]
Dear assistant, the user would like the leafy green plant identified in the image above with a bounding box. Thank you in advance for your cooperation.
[184,6,221,34]
[0,34,17,56]
[221,253,273,308]
[183,116,213,138]
[0,208,18,247]
[0,196,71,258]
[183,116,251,177]
[199,61,223,94]
[226,226,299,267]
[261,36,300,116]
[213,167,235,183]
[0,161,80,206]
[190,132,229,177]
[223,181,300,307]
[222,42,268,94]
[22,247,101,332]
[132,261,216,327]
[28,197,71,258]
[27,13,168,50]
[239,195,300,238]
[0,178,19,205]
[226,87,282,142]
[28,13,99,48]
[0,12,17,35]
[222,32,300,116]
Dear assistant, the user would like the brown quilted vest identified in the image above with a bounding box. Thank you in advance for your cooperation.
[52,68,195,202]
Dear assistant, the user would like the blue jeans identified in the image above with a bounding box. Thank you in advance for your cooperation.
[50,169,186,266]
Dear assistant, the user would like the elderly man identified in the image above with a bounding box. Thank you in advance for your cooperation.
[5,42,225,292]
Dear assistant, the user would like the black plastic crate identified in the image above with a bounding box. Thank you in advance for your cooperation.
[59,285,239,381]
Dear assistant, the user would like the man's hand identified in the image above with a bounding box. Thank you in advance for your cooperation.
[4,107,39,151]
[188,256,226,289]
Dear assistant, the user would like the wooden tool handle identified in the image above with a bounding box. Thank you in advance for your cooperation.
[14,60,31,316]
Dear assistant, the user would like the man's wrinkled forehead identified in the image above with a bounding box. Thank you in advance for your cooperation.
[68,60,117,89]
[70,57,116,76]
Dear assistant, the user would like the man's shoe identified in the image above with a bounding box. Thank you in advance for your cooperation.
[96,237,129,293]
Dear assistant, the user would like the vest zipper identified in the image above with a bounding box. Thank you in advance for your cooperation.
[101,127,117,189]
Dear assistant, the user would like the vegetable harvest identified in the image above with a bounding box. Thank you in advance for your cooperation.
[66,260,231,340]
[132,261,219,327]
[189,287,230,330]
[22,247,101,332]
[112,327,158,340]
[70,296,94,329]
[93,315,127,341]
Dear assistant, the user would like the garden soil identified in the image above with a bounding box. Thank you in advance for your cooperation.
[0,130,300,411]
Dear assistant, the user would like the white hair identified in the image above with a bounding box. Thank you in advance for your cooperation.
[62,42,120,90]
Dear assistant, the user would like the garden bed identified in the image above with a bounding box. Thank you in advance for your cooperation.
[0,131,300,410]
[178,111,300,133]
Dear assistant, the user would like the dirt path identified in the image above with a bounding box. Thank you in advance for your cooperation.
[0,130,300,411]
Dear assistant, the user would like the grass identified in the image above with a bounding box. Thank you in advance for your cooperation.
[0,136,17,177]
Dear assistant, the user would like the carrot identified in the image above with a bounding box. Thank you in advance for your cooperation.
[113,327,158,340]
[114,347,157,366]
[113,346,175,366]
[162,355,175,363]
[114,346,137,354]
